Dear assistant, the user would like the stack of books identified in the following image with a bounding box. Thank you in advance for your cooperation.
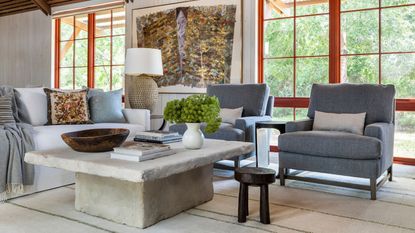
[110,141,175,162]
[134,130,182,144]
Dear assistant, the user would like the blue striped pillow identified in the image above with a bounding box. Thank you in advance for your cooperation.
[0,96,16,125]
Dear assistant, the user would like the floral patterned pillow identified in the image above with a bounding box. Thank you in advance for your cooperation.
[44,88,91,125]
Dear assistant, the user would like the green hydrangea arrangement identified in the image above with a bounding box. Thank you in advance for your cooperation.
[164,94,222,134]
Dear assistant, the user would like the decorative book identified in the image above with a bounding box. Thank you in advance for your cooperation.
[110,150,175,162]
[135,130,180,141]
[113,141,170,156]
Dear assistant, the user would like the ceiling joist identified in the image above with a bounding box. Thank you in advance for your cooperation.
[0,0,91,18]
[30,0,51,15]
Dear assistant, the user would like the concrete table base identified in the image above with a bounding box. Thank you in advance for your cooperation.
[75,164,214,228]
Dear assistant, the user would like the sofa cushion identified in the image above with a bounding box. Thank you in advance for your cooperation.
[170,123,245,141]
[207,84,270,117]
[278,131,382,160]
[33,123,145,151]
[308,84,395,125]
[44,88,91,125]
[14,88,48,126]
[89,89,125,123]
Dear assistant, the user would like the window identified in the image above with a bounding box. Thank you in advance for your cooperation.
[262,0,330,121]
[55,7,126,91]
[259,0,415,159]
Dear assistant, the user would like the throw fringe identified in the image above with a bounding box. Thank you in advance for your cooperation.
[0,184,24,202]
[0,191,6,202]
[7,183,24,194]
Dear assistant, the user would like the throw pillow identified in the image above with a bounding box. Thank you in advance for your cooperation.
[44,88,91,125]
[219,107,243,125]
[313,111,366,135]
[14,88,48,126]
[0,96,16,125]
[83,87,104,100]
[89,89,126,123]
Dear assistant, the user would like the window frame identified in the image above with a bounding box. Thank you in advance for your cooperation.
[258,0,415,161]
[54,8,125,90]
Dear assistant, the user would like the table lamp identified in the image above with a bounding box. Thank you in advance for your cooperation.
[125,48,163,111]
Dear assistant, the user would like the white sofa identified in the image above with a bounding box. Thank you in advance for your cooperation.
[9,88,150,199]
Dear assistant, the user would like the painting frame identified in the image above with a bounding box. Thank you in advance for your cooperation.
[131,0,243,94]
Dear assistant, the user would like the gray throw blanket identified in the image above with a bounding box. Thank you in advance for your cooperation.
[0,86,34,201]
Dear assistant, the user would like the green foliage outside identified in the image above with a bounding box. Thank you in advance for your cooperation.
[164,95,222,134]
[264,1,415,156]
[60,23,125,91]
[264,2,415,125]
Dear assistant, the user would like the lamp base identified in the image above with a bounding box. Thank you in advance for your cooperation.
[127,75,159,111]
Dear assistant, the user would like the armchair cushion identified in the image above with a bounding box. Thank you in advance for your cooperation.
[279,131,382,160]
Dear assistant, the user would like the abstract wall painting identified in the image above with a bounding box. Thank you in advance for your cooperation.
[132,0,243,93]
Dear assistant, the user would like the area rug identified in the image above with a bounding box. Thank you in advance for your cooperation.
[1,164,415,233]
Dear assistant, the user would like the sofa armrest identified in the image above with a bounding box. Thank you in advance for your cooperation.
[122,109,150,131]
[364,123,394,163]
[235,115,272,142]
[285,119,314,133]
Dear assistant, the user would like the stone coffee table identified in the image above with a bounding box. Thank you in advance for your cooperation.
[24,139,254,228]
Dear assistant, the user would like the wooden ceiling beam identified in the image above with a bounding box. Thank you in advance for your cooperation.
[0,0,27,8]
[0,4,37,15]
[267,0,289,16]
[286,0,328,8]
[95,16,125,23]
[30,0,51,15]
[61,16,105,36]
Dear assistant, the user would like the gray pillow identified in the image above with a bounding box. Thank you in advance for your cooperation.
[313,111,366,135]
[0,96,16,125]
[85,87,104,100]
[89,89,126,123]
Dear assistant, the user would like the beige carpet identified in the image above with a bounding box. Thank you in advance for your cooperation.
[1,164,415,233]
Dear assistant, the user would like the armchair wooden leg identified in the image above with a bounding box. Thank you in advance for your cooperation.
[370,177,377,200]
[388,166,393,182]
[279,168,285,186]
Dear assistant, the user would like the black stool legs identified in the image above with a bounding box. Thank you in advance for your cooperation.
[260,185,270,224]
[238,183,248,222]
[237,183,271,224]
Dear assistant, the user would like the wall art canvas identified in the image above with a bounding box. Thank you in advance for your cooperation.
[132,0,243,93]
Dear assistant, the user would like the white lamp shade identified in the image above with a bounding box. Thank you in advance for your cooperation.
[125,48,164,76]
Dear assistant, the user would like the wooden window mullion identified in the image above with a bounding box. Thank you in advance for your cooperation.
[87,13,95,88]
[54,19,61,88]
[329,0,341,83]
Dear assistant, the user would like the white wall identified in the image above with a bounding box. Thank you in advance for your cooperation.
[0,1,257,129]
[125,0,257,129]
[0,10,52,87]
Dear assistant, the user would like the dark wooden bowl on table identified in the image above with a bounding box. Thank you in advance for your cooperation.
[61,128,130,152]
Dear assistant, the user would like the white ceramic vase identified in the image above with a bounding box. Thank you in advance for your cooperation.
[182,123,205,149]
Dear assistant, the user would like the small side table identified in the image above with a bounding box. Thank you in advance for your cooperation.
[235,167,276,224]
[255,121,287,167]
[150,115,166,131]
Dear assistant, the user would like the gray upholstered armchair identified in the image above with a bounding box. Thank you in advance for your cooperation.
[170,84,273,168]
[278,84,395,200]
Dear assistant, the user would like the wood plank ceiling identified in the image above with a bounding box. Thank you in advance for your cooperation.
[0,0,133,18]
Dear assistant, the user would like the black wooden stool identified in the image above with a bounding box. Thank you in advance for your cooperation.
[234,167,276,224]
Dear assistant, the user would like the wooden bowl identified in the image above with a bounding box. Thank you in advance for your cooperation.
[61,128,130,152]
